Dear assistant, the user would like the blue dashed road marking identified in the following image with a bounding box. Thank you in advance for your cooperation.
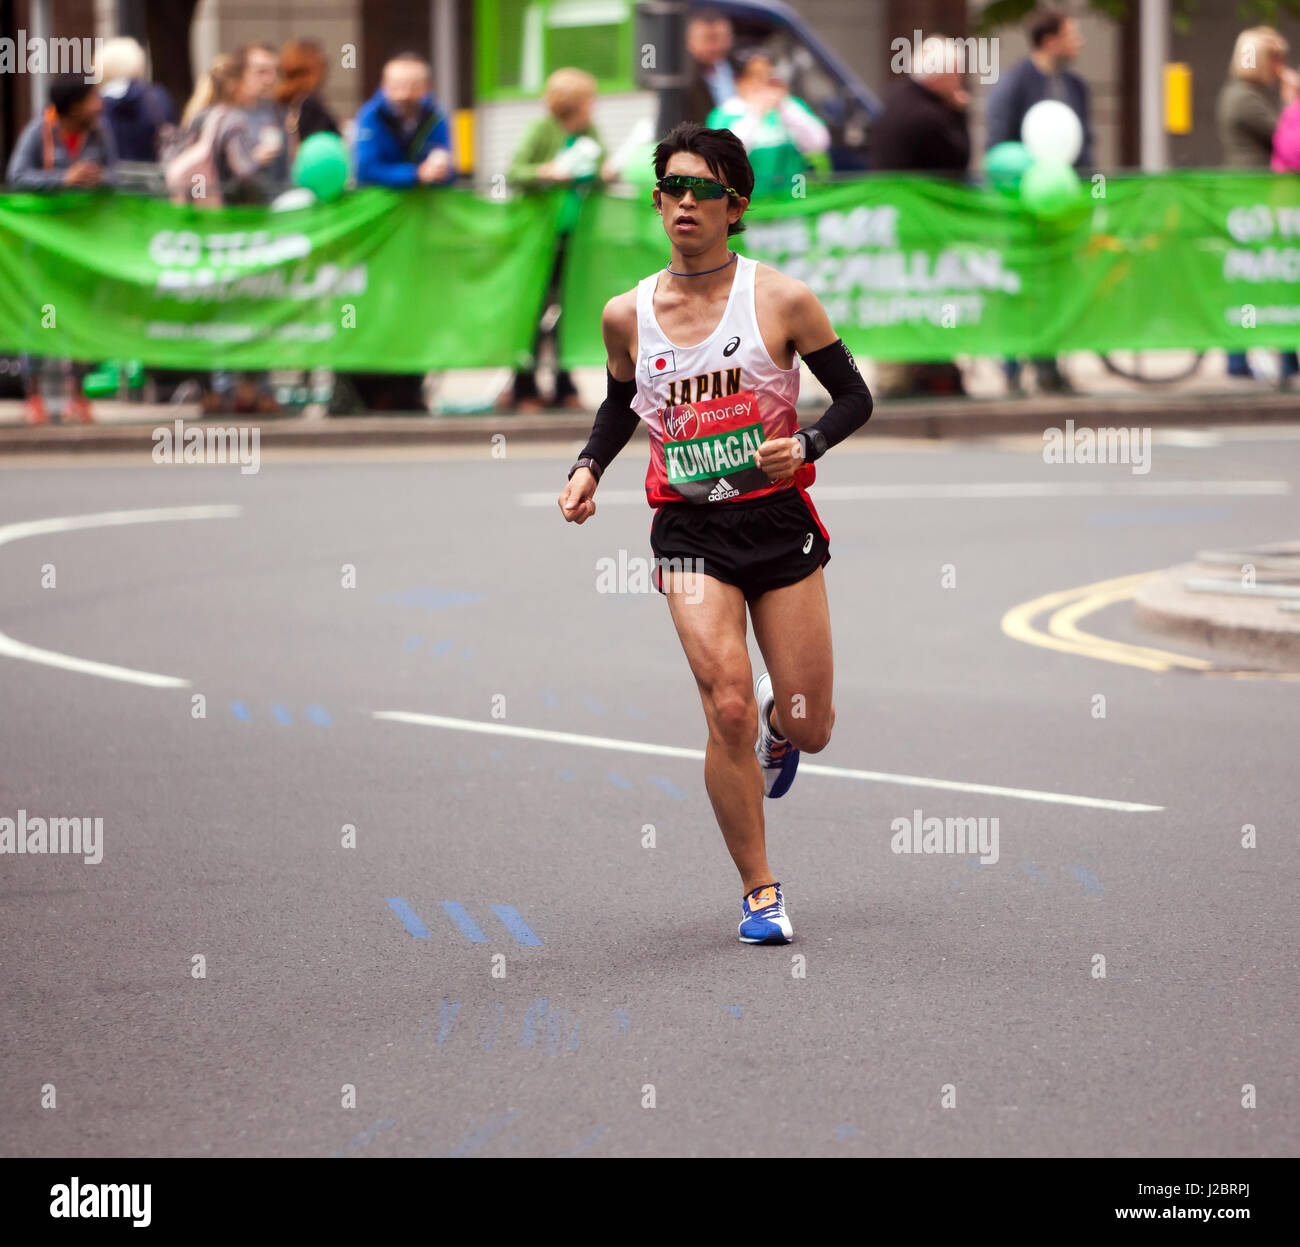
[386,897,430,938]
[491,904,542,947]
[388,898,543,945]
[1068,866,1105,896]
[230,701,250,721]
[649,776,690,799]
[440,900,488,943]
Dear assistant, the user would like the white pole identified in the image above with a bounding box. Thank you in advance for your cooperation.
[1139,0,1169,170]
[29,0,52,118]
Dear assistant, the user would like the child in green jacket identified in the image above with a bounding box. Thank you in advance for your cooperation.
[507,68,607,411]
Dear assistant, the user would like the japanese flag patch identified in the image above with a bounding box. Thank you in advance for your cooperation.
[647,348,676,376]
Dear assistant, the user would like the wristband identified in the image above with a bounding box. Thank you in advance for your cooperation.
[568,456,603,482]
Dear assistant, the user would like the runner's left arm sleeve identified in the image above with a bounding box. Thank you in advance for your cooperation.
[796,339,873,462]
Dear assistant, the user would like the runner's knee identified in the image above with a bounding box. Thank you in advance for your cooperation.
[702,680,756,747]
[782,707,833,753]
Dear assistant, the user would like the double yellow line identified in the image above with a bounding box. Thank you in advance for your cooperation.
[1001,571,1212,673]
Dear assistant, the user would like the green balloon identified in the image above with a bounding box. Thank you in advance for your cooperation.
[985,141,1033,195]
[1020,159,1083,218]
[293,132,350,202]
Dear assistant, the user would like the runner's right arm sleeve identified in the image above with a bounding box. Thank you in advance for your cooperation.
[573,371,640,480]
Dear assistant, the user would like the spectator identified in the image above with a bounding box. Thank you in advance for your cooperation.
[276,38,340,166]
[872,36,971,399]
[871,36,971,174]
[985,5,1090,395]
[354,53,455,188]
[707,50,829,196]
[685,9,739,125]
[237,42,289,192]
[173,54,283,415]
[174,52,280,206]
[1219,27,1300,382]
[1220,27,1295,166]
[7,73,116,190]
[7,75,118,425]
[97,36,176,163]
[340,54,454,412]
[507,67,606,412]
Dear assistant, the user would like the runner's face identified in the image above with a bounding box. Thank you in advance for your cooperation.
[655,153,744,249]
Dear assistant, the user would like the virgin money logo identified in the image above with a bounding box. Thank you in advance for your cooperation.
[665,405,700,440]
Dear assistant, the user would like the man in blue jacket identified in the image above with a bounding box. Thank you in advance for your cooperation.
[985,6,1091,395]
[354,53,455,188]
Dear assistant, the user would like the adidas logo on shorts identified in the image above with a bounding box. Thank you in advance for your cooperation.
[707,478,740,502]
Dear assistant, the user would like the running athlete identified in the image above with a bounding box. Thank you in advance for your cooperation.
[558,123,872,944]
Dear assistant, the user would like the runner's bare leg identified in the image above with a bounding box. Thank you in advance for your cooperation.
[749,567,836,753]
[662,569,773,896]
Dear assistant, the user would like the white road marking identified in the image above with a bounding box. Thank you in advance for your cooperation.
[519,480,1289,506]
[0,504,241,687]
[373,710,1163,812]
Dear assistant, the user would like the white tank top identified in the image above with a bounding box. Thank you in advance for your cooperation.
[631,254,813,507]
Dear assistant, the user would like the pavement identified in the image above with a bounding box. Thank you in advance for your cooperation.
[1,422,1298,1157]
[1135,543,1300,668]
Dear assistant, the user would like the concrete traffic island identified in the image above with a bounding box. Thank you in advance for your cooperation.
[1135,542,1300,669]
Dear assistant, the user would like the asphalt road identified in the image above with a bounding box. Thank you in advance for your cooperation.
[1,424,1297,1158]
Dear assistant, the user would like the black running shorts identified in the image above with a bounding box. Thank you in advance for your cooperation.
[650,486,831,602]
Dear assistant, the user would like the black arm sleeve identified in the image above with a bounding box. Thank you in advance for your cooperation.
[799,338,872,461]
[576,370,641,477]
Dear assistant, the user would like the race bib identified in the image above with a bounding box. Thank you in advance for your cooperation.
[660,390,774,503]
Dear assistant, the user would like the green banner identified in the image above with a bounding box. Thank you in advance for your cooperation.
[2,173,1300,372]
[558,171,1300,366]
[0,186,561,372]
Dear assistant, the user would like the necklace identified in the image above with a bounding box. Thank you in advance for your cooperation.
[665,251,737,277]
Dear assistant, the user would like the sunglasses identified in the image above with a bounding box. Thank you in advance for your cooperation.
[656,174,738,201]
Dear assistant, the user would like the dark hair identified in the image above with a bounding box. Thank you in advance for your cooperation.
[49,74,96,117]
[653,122,754,236]
[688,7,728,26]
[276,38,327,104]
[1027,6,1069,49]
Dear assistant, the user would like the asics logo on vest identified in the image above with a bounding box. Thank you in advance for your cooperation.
[723,336,741,356]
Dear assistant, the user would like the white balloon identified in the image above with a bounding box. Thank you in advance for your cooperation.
[1021,99,1083,165]
[271,187,318,213]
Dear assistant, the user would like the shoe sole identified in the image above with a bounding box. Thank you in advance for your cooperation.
[738,931,793,944]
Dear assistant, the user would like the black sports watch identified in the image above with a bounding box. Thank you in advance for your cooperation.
[568,456,603,482]
[794,429,828,463]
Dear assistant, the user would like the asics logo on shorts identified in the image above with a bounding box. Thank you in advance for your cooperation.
[802,532,814,554]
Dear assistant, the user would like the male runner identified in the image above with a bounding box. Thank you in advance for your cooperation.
[558,123,872,944]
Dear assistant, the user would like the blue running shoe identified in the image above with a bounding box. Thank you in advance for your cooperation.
[754,672,799,798]
[738,882,793,944]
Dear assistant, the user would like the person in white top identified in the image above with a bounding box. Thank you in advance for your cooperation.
[557,123,872,945]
